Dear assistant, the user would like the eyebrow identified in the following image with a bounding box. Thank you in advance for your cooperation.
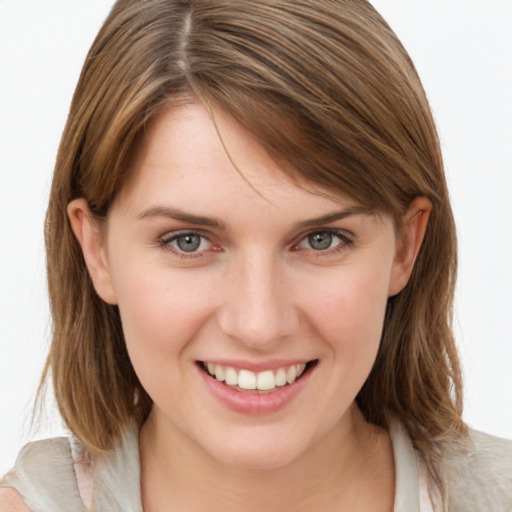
[138,206,227,230]
[138,204,373,230]
[296,205,374,228]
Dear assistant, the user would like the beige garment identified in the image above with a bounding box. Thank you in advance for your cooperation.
[1,418,511,511]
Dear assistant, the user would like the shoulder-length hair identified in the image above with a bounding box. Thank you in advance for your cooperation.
[42,0,467,484]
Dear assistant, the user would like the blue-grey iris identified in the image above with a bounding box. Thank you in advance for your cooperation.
[177,234,201,252]
[308,232,332,250]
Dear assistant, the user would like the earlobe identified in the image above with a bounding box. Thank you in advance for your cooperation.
[67,199,118,305]
[388,196,432,297]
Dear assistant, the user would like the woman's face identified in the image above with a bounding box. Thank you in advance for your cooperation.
[74,103,423,469]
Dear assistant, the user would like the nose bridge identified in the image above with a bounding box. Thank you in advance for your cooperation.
[218,248,298,348]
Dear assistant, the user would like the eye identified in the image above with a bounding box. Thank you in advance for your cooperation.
[297,230,351,252]
[160,231,212,254]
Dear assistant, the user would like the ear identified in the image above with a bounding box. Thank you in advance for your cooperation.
[67,199,118,305]
[388,196,432,297]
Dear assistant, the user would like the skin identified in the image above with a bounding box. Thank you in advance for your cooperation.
[64,103,431,511]
[0,489,28,512]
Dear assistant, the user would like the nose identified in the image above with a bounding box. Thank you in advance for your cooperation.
[217,250,300,350]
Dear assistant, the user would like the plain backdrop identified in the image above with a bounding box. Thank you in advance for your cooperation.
[1,1,511,475]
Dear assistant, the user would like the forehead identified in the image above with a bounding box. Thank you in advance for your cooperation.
[119,103,364,215]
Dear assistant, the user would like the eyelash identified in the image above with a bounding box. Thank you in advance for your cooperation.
[158,230,216,259]
[157,229,354,258]
[293,229,354,254]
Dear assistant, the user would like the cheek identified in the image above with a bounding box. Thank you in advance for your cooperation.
[283,261,392,439]
[108,255,217,367]
[110,264,221,413]
[298,261,391,360]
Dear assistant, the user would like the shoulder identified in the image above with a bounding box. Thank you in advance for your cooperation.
[0,436,82,510]
[4,436,72,476]
[0,488,30,512]
[18,435,72,459]
[443,429,512,512]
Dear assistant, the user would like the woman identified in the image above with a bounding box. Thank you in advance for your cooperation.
[1,0,511,510]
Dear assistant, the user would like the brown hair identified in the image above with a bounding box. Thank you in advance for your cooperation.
[42,0,467,486]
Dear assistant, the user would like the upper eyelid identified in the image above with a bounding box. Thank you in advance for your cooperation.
[158,229,215,253]
[293,227,353,244]
[159,228,213,241]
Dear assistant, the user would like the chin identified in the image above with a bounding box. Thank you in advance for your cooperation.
[204,432,309,470]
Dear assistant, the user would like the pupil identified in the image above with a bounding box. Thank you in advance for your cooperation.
[309,232,332,250]
[177,234,201,252]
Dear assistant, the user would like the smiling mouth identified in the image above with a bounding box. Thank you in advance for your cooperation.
[198,360,318,394]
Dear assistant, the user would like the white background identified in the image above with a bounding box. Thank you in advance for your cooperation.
[0,1,511,475]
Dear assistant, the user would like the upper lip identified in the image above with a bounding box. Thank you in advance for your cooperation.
[198,359,314,372]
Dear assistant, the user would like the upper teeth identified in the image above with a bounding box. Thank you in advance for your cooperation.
[205,363,307,391]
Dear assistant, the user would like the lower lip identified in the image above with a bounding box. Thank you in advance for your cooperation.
[197,364,314,414]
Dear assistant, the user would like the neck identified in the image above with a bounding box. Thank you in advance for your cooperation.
[139,405,394,512]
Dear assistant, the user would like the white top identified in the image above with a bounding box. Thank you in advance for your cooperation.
[2,418,511,511]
